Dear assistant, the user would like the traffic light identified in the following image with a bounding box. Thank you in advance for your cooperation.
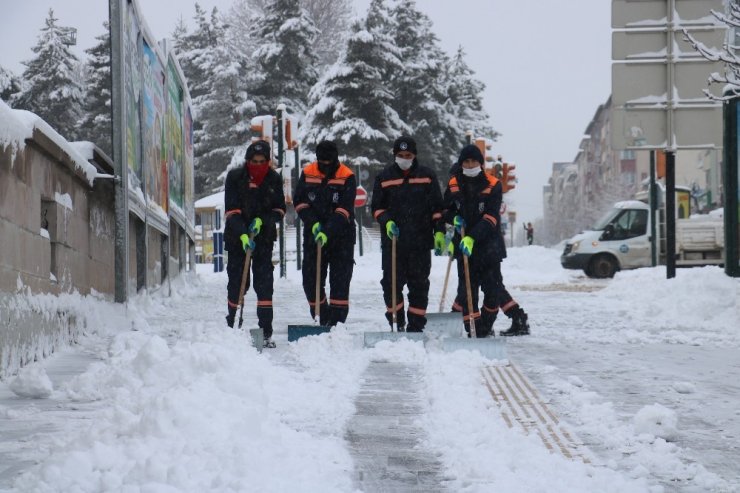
[474,138,494,164]
[502,163,516,193]
[249,115,274,145]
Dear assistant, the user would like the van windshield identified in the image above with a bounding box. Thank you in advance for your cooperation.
[592,208,620,230]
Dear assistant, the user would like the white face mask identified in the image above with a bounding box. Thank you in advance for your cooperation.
[395,156,414,170]
[462,166,482,177]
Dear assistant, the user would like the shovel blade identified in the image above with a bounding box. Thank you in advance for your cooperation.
[249,329,263,353]
[441,337,507,360]
[288,324,332,342]
[363,331,426,348]
[425,312,464,338]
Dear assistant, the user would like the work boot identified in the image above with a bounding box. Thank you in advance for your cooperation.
[262,325,276,348]
[500,307,530,336]
[226,308,237,328]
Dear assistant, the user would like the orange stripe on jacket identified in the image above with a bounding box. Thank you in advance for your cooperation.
[335,208,350,219]
[381,178,404,188]
[409,177,432,185]
[225,209,241,219]
[374,209,387,220]
[484,214,498,227]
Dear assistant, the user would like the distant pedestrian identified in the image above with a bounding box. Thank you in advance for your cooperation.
[371,136,445,332]
[224,140,286,348]
[293,140,356,327]
[526,222,534,245]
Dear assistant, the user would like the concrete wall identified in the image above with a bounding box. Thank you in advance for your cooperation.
[0,130,118,377]
[1,124,194,378]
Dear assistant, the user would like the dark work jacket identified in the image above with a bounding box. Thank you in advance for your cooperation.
[443,170,504,260]
[371,160,445,251]
[224,166,286,252]
[293,161,357,243]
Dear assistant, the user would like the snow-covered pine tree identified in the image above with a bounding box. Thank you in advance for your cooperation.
[390,0,459,173]
[302,0,410,167]
[77,22,111,157]
[174,5,256,196]
[13,9,84,139]
[0,65,23,102]
[444,46,497,143]
[196,42,256,195]
[250,0,319,115]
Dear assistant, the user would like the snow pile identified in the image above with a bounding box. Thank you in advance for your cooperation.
[634,404,679,441]
[12,282,369,491]
[9,365,54,399]
[600,266,739,340]
[503,245,578,285]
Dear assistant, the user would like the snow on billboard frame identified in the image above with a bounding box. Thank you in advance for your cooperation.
[110,0,195,301]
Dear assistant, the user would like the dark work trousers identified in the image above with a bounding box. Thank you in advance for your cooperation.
[455,252,501,337]
[302,235,354,326]
[452,259,518,332]
[227,241,275,338]
[380,246,431,331]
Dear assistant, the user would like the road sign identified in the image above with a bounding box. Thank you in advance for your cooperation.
[611,0,726,150]
[355,186,367,208]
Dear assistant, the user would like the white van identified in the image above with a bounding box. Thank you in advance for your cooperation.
[560,201,651,278]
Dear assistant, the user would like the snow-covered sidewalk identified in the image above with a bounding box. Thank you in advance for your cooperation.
[0,247,738,492]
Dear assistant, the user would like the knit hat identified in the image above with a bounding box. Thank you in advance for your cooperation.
[458,144,484,165]
[316,140,339,163]
[245,140,271,161]
[393,136,417,155]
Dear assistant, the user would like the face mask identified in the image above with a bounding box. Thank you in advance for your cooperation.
[248,162,269,185]
[395,156,414,170]
[462,166,482,177]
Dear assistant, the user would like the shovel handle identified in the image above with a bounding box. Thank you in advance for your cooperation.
[460,226,476,338]
[315,241,322,322]
[237,232,256,328]
[439,253,453,312]
[391,235,397,332]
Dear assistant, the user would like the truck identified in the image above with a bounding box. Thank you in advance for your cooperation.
[560,187,724,278]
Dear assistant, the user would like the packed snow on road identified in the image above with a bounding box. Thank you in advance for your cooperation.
[1,245,738,492]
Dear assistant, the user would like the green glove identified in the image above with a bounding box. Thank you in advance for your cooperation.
[386,220,399,239]
[433,232,446,256]
[460,236,475,257]
[447,238,455,256]
[312,222,322,236]
[315,231,328,246]
[249,217,263,236]
[240,233,255,252]
[453,215,466,234]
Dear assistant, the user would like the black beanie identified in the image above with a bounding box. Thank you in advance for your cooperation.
[393,136,417,155]
[316,140,339,163]
[458,144,484,165]
[245,140,271,161]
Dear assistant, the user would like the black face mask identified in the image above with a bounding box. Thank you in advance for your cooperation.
[318,160,338,176]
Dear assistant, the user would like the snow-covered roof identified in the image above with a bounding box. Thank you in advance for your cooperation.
[0,99,97,185]
[194,191,224,210]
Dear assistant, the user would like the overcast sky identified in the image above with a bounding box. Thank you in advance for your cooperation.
[0,0,611,223]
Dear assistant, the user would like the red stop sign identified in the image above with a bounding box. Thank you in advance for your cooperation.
[355,186,368,208]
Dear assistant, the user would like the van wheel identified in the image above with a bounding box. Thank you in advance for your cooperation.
[588,255,617,279]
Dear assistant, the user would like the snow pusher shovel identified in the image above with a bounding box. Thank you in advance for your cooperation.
[364,235,425,347]
[440,227,506,360]
[288,240,332,342]
[424,249,461,338]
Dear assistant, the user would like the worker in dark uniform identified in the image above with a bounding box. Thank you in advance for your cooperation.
[446,160,530,336]
[293,140,356,327]
[371,136,445,332]
[443,144,505,338]
[224,140,286,347]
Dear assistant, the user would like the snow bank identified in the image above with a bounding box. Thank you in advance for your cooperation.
[0,98,32,160]
[9,365,54,399]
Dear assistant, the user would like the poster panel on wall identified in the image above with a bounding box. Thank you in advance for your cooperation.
[167,60,184,211]
[142,39,168,214]
[184,103,194,224]
[124,2,142,192]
